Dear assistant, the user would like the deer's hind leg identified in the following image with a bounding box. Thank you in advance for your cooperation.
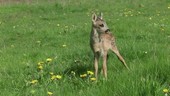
[111,45,130,70]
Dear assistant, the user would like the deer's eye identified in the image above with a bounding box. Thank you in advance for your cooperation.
[99,24,104,27]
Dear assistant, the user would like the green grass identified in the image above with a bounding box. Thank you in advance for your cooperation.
[0,0,170,96]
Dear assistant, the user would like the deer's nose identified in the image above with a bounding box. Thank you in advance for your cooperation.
[105,29,110,33]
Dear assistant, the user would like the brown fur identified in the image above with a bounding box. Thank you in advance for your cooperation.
[90,13,129,79]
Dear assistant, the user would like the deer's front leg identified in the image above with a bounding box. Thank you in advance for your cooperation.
[94,52,100,79]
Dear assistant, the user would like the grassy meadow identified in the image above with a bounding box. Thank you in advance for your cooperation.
[0,0,170,96]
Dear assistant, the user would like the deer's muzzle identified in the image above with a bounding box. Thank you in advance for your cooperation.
[105,29,110,33]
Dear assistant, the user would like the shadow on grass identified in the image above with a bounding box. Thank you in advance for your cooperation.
[63,59,93,76]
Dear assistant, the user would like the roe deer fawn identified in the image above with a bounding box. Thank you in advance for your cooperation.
[90,13,129,79]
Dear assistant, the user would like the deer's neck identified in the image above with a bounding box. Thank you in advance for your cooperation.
[91,26,99,35]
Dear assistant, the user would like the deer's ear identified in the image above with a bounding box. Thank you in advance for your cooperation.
[92,13,97,22]
[99,12,103,20]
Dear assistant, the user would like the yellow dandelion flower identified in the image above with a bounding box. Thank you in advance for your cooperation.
[36,40,41,44]
[161,28,165,31]
[90,77,97,81]
[57,24,60,27]
[49,72,54,75]
[51,75,62,80]
[71,71,75,75]
[38,62,44,66]
[47,91,53,95]
[46,58,52,62]
[51,75,56,80]
[80,74,87,78]
[56,75,62,79]
[30,80,38,84]
[38,65,43,70]
[87,71,94,75]
[62,44,66,47]
[163,89,169,93]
